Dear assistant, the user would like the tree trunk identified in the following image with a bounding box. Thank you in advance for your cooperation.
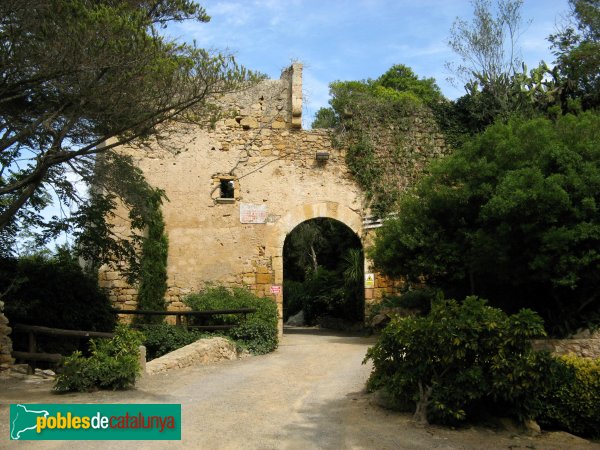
[413,381,432,425]
[310,244,318,273]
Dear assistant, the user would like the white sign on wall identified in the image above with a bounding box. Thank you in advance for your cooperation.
[240,203,267,224]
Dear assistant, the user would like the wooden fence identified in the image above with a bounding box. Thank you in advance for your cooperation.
[11,307,256,371]
[111,308,256,330]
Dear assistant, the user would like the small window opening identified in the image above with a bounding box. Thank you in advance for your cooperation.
[220,179,235,199]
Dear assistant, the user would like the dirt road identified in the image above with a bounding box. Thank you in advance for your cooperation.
[0,328,596,449]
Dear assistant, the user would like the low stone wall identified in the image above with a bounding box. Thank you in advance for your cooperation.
[0,301,14,372]
[532,331,600,358]
[145,337,243,375]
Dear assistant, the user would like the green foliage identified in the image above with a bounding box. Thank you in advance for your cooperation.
[377,64,443,105]
[135,190,169,323]
[229,321,278,355]
[55,325,143,392]
[300,268,346,325]
[370,112,600,335]
[549,0,600,112]
[1,251,116,345]
[364,297,547,425]
[282,279,305,321]
[184,285,278,354]
[311,107,338,129]
[311,67,444,217]
[369,287,441,319]
[73,153,167,283]
[342,248,363,287]
[537,354,600,437]
[138,324,208,361]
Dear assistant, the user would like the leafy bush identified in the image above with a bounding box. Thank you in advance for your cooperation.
[138,324,210,361]
[0,253,116,332]
[184,285,278,355]
[537,354,600,437]
[1,252,116,356]
[369,287,441,319]
[229,320,278,355]
[283,268,361,325]
[364,297,547,425]
[55,325,143,392]
[370,112,600,336]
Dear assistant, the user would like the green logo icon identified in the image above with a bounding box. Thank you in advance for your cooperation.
[10,404,181,440]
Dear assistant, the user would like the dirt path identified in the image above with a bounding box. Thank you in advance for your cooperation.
[0,328,597,449]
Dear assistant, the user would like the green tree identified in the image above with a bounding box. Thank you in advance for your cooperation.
[0,0,258,254]
[447,0,527,90]
[311,67,446,217]
[446,0,533,129]
[134,190,168,322]
[370,112,600,335]
[312,66,442,130]
[377,64,443,105]
[549,0,600,111]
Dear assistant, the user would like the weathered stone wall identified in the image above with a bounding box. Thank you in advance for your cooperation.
[101,63,447,332]
[532,330,600,358]
[0,301,14,372]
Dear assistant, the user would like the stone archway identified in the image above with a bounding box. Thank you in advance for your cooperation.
[266,201,364,334]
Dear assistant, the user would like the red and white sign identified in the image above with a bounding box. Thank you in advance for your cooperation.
[240,203,267,224]
[270,285,282,294]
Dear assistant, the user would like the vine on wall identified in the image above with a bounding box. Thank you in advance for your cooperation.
[335,91,443,217]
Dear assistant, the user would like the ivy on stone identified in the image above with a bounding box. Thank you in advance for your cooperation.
[313,66,446,217]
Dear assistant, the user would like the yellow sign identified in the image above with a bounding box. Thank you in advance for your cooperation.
[365,273,375,288]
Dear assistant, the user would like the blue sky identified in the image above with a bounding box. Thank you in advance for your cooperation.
[168,0,571,127]
[35,0,574,251]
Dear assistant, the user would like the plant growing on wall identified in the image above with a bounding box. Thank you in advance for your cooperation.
[134,190,168,323]
[313,66,447,217]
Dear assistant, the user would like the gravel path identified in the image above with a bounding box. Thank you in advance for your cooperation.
[0,327,597,449]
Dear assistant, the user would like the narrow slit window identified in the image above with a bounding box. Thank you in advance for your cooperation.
[220,179,235,199]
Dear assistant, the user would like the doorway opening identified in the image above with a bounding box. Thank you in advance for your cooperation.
[283,217,364,329]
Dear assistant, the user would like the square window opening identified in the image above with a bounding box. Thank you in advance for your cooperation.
[220,179,235,199]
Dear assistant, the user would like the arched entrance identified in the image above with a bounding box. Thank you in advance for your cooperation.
[283,217,364,329]
[266,202,365,335]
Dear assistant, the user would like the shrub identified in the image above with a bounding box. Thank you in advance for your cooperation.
[369,287,441,319]
[138,324,210,361]
[54,325,143,392]
[364,297,547,425]
[537,354,600,438]
[0,254,116,332]
[1,252,116,356]
[229,320,278,355]
[184,285,278,355]
[283,268,356,325]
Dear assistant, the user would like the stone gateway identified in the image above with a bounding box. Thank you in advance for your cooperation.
[99,63,447,334]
